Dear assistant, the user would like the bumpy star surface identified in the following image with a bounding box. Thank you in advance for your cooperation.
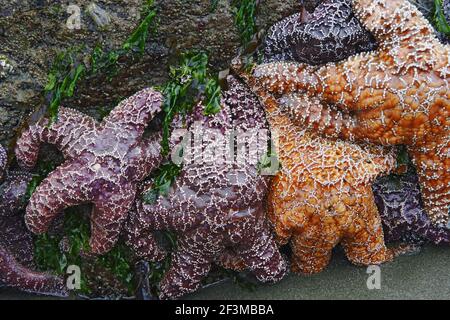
[125,77,287,299]
[250,86,397,273]
[263,0,376,64]
[373,173,450,245]
[0,145,68,297]
[15,89,165,255]
[254,0,450,226]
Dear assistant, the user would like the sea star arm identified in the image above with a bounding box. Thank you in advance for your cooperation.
[89,184,137,255]
[281,93,407,145]
[263,12,307,63]
[0,171,33,217]
[136,181,204,232]
[410,140,450,225]
[254,50,396,113]
[232,215,287,283]
[25,160,93,235]
[373,175,450,245]
[138,131,166,180]
[105,88,163,139]
[159,232,220,300]
[351,0,435,47]
[0,246,68,297]
[124,212,167,261]
[246,65,395,144]
[15,108,96,170]
[340,192,395,266]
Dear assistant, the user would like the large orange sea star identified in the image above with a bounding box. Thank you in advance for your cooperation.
[253,0,450,226]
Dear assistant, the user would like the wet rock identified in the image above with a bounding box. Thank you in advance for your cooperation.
[0,55,14,79]
[0,0,300,146]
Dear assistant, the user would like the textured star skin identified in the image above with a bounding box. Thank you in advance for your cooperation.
[0,146,6,181]
[250,85,398,273]
[263,0,376,64]
[125,77,287,299]
[373,173,450,245]
[0,145,68,297]
[15,89,165,255]
[254,0,450,226]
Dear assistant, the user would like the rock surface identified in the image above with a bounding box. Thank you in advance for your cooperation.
[0,0,301,146]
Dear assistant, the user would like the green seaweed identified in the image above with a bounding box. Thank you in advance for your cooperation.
[44,0,157,123]
[34,211,93,295]
[142,163,182,204]
[34,210,135,296]
[395,145,416,175]
[433,0,450,35]
[44,48,87,123]
[122,1,158,55]
[142,51,221,204]
[160,51,222,155]
[232,0,258,48]
[210,0,220,12]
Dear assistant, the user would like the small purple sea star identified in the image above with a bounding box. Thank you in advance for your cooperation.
[373,174,450,245]
[263,0,376,64]
[15,88,165,255]
[0,145,68,297]
[125,76,287,299]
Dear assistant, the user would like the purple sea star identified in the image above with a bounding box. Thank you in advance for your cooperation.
[0,145,68,297]
[15,88,165,255]
[263,0,376,64]
[373,174,450,245]
[125,76,287,300]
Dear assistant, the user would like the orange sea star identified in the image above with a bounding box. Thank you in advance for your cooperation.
[253,0,450,226]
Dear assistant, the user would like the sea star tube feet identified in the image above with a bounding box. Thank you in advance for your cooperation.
[15,88,165,255]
